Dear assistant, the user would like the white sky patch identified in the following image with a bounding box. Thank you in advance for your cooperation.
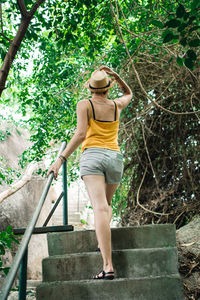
[0,105,30,124]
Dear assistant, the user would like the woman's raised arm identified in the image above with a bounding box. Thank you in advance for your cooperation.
[99,66,132,110]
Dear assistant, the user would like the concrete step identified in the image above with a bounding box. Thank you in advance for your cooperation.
[51,214,81,224]
[36,275,183,300]
[47,224,176,256]
[42,247,178,282]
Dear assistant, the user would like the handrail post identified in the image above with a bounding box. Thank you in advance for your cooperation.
[62,160,68,225]
[18,247,28,300]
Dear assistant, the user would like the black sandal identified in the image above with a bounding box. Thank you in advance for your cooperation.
[104,271,115,280]
[92,270,115,280]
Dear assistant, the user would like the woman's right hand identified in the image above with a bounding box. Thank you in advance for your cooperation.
[99,66,118,79]
[47,158,62,179]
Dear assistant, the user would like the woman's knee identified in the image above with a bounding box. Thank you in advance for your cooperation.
[94,203,109,214]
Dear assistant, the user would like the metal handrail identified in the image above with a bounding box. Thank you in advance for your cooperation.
[0,142,67,300]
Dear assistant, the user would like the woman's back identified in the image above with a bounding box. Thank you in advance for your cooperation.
[88,98,119,122]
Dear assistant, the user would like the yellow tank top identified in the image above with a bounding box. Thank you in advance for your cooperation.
[81,99,120,152]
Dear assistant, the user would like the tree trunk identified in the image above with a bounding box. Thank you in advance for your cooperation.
[0,0,46,97]
[0,16,32,96]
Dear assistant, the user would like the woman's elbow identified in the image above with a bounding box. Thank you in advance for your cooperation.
[76,131,86,141]
[128,90,133,98]
[124,92,133,103]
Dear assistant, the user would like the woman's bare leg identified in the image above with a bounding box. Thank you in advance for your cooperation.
[96,183,119,249]
[83,175,113,274]
[106,183,119,223]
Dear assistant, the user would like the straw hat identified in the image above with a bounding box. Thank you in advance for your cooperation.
[85,70,115,92]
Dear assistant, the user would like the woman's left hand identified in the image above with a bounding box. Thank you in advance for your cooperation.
[47,159,62,179]
[99,65,118,78]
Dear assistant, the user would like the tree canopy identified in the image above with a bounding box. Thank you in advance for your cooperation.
[0,0,200,227]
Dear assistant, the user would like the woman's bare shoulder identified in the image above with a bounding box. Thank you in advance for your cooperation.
[77,99,89,105]
[78,99,90,105]
[77,99,90,113]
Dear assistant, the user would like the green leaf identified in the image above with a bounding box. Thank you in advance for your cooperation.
[163,33,174,43]
[191,0,200,10]
[80,219,88,225]
[6,226,12,234]
[165,19,181,28]
[179,37,187,46]
[168,56,174,64]
[178,23,188,32]
[188,39,200,47]
[184,58,194,69]
[48,31,53,39]
[188,16,196,25]
[180,30,186,37]
[10,236,19,244]
[189,26,200,33]
[176,56,184,66]
[151,20,164,29]
[0,172,5,180]
[183,12,190,21]
[176,4,186,19]
[2,267,10,275]
[186,50,197,61]
[0,246,5,255]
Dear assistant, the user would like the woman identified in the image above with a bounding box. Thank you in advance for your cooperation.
[47,65,132,280]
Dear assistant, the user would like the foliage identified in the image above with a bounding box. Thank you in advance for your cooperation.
[0,5,199,299]
[119,50,200,228]
[0,156,21,185]
[0,115,22,185]
[0,129,11,141]
[1,0,199,163]
[0,226,19,276]
[111,169,132,220]
[0,0,199,236]
[160,3,200,69]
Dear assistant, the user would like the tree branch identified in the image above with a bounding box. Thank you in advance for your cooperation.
[30,0,46,17]
[0,0,46,96]
[0,3,3,31]
[110,0,200,116]
[0,162,39,204]
[140,121,159,188]
[17,0,29,18]
[136,166,169,216]
[0,32,11,43]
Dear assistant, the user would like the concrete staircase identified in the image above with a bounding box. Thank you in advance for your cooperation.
[36,224,184,300]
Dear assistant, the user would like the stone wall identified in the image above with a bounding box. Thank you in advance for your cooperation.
[0,121,53,283]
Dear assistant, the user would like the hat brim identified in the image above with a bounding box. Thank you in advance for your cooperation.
[84,78,116,92]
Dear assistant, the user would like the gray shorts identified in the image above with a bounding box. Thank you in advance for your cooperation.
[80,147,124,184]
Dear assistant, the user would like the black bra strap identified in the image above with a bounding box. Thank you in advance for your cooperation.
[88,99,96,120]
[113,100,117,121]
[88,99,118,121]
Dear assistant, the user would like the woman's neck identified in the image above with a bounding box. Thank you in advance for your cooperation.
[92,93,108,102]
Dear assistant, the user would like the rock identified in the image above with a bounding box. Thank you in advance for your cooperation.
[176,216,200,256]
[0,122,53,286]
[176,216,200,300]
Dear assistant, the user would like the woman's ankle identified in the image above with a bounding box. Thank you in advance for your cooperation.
[103,264,114,273]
